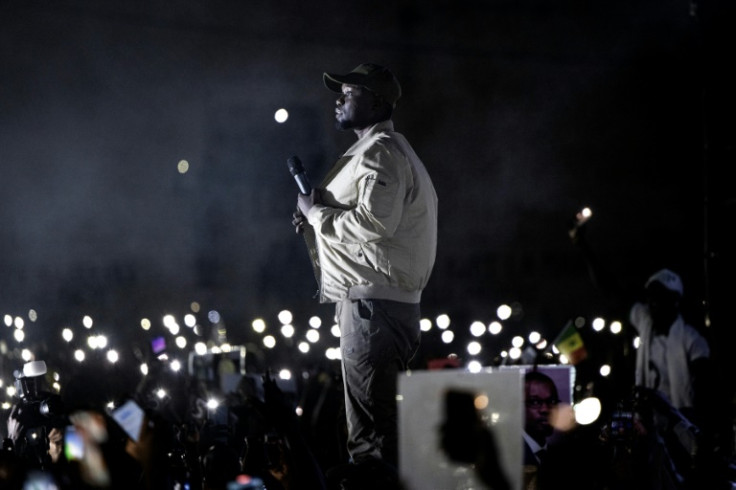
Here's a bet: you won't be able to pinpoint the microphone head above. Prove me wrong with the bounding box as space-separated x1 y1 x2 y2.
287 156 304 176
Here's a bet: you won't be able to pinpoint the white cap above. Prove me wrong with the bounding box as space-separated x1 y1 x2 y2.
645 268 683 297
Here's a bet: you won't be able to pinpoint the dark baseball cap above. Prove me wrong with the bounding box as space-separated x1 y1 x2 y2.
323 63 402 107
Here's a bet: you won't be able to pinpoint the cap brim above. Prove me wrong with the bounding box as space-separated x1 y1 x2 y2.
323 73 345 93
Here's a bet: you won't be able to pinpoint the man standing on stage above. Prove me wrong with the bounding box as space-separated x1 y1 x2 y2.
293 63 437 487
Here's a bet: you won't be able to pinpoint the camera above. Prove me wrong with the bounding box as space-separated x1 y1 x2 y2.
10 360 65 467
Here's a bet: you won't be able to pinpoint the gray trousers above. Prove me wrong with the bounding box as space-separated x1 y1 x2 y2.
337 298 421 469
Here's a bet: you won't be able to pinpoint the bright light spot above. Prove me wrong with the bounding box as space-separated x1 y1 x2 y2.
62 328 73 342
309 316 322 328
496 304 512 320
14 329 24 342
331 324 341 337
278 310 293 325
52 382 61 392
140 363 149 376
208 310 221 324
14 317 24 329
599 364 611 377
281 324 295 338
509 347 522 359
252 318 266 333
574 397 602 425
170 359 181 372
420 318 432 332
3 315 11 327
194 342 207 355
97 335 108 349
298 342 310 353
184 314 196 328
74 349 85 362
592 317 606 332
441 330 454 344
580 207 593 219
221 343 232 353
511 336 524 348
141 318 151 330
559 354 569 364
552 345 560 354
207 398 219 410
467 341 482 355
156 389 167 399
306 329 320 343
177 159 189 174
106 401 115 411
1 402 10 409
163 315 176 328
536 339 548 350
500 351 508 358
83 316 93 329
326 347 340 360
211 346 221 354
7 386 17 397
175 336 187 349
88 336 99 349
296 406 303 416
469 321 486 337
263 335 276 349
488 321 502 335
274 108 289 123
21 349 32 361
467 360 482 373
633 337 641 349
279 369 291 380
610 321 622 334
436 314 451 330
190 302 200 313
107 350 119 364
528 331 541 344
474 394 489 410
28 309 37 322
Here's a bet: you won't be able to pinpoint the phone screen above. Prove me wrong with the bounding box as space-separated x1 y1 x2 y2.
112 399 145 442
64 425 84 461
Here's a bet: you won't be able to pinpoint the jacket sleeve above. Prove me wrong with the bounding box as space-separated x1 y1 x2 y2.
307 146 408 244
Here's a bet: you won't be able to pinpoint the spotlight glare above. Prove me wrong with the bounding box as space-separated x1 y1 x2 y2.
488 321 502 335
252 318 266 333
62 328 73 342
467 360 482 373
469 321 486 337
610 321 622 334
496 304 512 320
420 318 432 332
467 341 482 355
308 316 322 328
263 335 276 349
306 329 320 343
74 349 85 362
278 310 293 325
280 324 295 338
331 325 341 337
436 314 451 330
274 108 289 123
574 397 602 425
441 330 454 344
592 317 606 332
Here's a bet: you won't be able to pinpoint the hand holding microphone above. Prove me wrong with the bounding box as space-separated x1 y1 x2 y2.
288 156 320 233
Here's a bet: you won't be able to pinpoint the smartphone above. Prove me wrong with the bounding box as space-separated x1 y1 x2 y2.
64 425 84 461
112 399 145 443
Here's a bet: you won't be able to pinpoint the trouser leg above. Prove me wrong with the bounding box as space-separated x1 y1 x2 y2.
337 298 421 469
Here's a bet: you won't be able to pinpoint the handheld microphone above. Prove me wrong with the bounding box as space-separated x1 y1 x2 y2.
287 156 312 195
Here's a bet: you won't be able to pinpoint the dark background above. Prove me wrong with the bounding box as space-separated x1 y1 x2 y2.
1 0 734 397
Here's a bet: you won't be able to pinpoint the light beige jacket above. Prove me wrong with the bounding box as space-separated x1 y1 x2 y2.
304 120 437 303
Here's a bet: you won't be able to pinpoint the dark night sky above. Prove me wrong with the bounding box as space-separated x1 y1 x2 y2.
1 0 734 374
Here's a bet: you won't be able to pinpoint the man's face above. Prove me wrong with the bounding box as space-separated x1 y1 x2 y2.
334 83 379 131
525 380 557 444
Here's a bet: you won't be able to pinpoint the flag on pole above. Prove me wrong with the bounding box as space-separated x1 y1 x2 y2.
553 320 587 365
